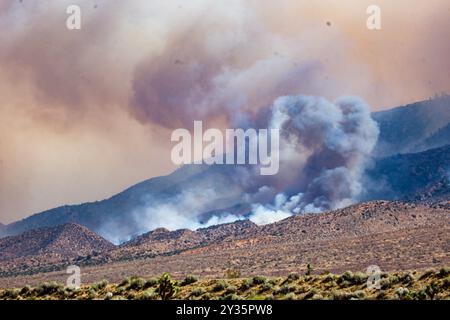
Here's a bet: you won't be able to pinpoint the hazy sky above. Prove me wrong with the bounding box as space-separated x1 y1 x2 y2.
0 0 449 223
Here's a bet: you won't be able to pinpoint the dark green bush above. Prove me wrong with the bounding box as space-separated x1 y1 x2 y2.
225 285 237 295
213 280 228 292
144 278 158 288
438 267 450 278
239 278 254 291
190 288 206 297
2 289 20 299
19 285 32 295
259 283 273 293
128 277 146 290
36 282 63 296
252 276 267 285
181 275 198 286
92 279 108 291
287 273 300 282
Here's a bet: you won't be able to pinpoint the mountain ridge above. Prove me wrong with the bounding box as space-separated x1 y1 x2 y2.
1 96 449 243
0 200 448 286
0 223 114 270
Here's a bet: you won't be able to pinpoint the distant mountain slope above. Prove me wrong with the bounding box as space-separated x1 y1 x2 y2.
372 94 450 157
1 96 449 242
0 223 113 263
89 201 449 265
364 145 450 202
414 123 450 153
0 201 448 285
2 164 245 242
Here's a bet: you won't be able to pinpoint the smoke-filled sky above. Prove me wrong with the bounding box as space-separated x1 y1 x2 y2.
0 0 449 223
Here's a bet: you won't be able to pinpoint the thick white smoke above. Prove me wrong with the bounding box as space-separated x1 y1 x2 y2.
248 95 379 221
110 94 380 240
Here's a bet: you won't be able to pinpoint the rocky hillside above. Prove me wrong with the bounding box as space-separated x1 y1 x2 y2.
0 201 447 287
0 223 114 271
114 201 449 260
111 220 258 260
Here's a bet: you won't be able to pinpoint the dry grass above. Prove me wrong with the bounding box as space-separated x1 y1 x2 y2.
1 267 449 300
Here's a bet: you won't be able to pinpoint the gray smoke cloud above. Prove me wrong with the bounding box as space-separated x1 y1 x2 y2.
112 94 379 241
265 95 380 213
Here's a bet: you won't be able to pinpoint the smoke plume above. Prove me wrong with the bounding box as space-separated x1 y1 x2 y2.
264 95 380 213
112 94 380 242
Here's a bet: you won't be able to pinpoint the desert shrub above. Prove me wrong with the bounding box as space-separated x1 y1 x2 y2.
424 281 439 299
388 275 400 285
295 286 308 294
285 293 296 300
87 288 97 300
20 285 32 295
92 279 108 291
127 290 137 300
274 284 295 295
419 269 434 280
213 280 228 292
190 288 206 297
36 282 63 296
352 272 367 284
3 289 20 299
144 278 158 288
104 292 113 300
380 278 391 290
128 277 146 290
412 289 428 300
354 291 366 300
119 277 130 287
400 273 415 285
220 294 240 300
303 288 318 300
240 278 254 291
376 290 387 300
287 273 300 282
259 283 273 293
438 267 450 278
331 290 365 300
201 293 212 300
115 286 126 295
224 268 241 279
337 271 367 286
141 289 158 300
339 271 354 283
395 287 410 299
181 275 198 286
63 286 79 299
157 273 177 300
225 285 237 295
443 277 450 289
322 275 334 283
252 276 267 285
